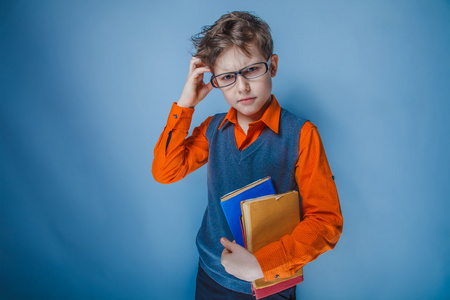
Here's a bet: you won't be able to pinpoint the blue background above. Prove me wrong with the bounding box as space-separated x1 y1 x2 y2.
1 1 449 299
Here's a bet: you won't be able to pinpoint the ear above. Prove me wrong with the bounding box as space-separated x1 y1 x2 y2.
270 54 279 77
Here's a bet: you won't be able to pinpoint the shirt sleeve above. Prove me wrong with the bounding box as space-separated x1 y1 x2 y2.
152 102 212 184
254 121 343 281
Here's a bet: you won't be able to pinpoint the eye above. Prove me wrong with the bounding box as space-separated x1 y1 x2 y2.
221 74 235 81
245 65 261 75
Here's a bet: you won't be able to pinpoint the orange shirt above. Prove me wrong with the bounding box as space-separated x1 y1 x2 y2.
152 95 343 281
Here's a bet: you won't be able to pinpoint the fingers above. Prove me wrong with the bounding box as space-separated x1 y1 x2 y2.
220 237 238 252
178 57 212 108
189 57 209 73
221 246 231 266
220 237 230 248
189 58 211 84
191 67 211 81
187 57 211 87
191 60 210 74
220 242 231 270
221 247 230 257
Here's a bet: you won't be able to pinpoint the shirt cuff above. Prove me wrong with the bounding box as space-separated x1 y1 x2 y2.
166 102 195 131
254 242 295 281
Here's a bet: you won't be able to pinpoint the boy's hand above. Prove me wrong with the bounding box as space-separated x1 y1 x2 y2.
177 57 213 108
220 237 264 282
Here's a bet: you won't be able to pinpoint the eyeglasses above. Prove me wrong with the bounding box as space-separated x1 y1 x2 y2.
210 58 271 88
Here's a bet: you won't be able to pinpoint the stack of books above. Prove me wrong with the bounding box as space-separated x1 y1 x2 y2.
220 177 303 299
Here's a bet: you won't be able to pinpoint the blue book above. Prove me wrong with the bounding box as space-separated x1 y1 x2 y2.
220 177 276 247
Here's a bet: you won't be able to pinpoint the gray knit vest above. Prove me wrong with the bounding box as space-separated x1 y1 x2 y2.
196 108 306 294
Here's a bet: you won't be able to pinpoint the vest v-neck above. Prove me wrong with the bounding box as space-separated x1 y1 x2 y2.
225 122 274 163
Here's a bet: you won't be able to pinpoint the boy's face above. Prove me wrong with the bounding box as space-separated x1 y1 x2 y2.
213 44 278 123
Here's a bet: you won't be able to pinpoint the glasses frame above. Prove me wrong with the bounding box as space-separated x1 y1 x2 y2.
210 58 272 89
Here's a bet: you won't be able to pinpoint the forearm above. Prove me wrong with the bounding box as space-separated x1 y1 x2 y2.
254 209 342 280
152 103 210 184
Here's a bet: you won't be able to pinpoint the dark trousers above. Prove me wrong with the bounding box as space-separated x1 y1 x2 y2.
195 264 296 300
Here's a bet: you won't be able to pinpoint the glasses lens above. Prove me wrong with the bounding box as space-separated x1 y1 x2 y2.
213 73 236 88
242 63 267 79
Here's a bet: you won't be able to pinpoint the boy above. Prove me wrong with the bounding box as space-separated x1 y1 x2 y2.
153 11 343 300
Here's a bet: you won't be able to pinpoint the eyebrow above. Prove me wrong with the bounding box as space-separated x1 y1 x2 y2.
214 58 271 76
215 60 264 75
218 64 249 74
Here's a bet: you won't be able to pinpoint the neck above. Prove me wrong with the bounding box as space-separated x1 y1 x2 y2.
237 96 272 134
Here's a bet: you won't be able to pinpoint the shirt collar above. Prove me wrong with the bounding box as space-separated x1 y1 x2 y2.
218 94 281 134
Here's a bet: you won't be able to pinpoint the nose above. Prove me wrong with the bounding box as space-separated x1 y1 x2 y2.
235 73 250 93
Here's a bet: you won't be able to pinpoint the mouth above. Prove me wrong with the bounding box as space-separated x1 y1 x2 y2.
238 97 256 104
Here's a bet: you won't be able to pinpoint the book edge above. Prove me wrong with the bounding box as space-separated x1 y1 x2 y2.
220 177 271 202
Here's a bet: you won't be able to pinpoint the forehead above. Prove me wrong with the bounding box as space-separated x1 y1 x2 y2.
214 44 266 74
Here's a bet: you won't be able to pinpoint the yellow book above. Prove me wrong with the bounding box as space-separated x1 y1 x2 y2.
240 191 303 299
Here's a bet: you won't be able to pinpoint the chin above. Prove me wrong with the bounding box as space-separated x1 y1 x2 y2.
238 105 258 114
239 106 264 118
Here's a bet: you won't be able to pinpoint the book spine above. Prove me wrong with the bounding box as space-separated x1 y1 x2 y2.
253 275 304 299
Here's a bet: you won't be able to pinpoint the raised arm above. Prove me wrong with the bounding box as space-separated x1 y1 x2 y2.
152 57 213 184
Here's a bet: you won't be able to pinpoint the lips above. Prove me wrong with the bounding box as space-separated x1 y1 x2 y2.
238 97 256 104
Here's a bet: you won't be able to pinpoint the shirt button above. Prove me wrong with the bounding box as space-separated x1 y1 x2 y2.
275 274 279 278
173 114 178 119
